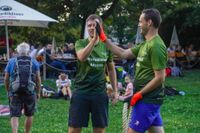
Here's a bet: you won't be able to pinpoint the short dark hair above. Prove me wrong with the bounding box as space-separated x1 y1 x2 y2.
86 14 103 24
142 8 162 28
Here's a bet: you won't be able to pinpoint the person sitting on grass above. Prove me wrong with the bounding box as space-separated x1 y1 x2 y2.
56 73 72 100
118 75 134 101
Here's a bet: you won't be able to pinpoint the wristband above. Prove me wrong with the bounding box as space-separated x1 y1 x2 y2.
100 26 107 42
130 92 142 106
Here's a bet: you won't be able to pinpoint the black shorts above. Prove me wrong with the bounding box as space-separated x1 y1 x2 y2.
9 94 36 117
68 92 109 128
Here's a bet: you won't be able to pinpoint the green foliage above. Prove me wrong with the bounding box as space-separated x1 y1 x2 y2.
106 0 139 44
163 70 200 132
10 0 200 48
0 70 200 132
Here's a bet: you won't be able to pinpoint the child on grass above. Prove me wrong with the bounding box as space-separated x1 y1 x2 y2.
56 73 72 100
118 75 134 101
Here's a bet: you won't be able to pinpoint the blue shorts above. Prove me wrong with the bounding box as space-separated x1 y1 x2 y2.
129 101 163 133
68 92 109 128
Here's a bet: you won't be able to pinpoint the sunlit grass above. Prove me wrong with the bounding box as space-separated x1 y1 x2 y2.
0 69 200 133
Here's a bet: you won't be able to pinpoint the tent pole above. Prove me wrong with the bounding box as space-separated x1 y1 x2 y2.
43 48 46 81
5 20 10 60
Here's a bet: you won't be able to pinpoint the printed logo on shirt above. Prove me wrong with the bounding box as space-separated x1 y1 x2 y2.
87 57 107 68
134 120 140 126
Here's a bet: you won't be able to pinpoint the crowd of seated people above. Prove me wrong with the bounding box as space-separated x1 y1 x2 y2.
31 42 77 78
44 44 67 71
174 45 187 67
185 44 200 67
167 43 200 68
62 43 76 57
60 43 77 71
167 44 177 67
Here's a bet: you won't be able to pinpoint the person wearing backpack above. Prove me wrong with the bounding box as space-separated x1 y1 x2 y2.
4 42 41 133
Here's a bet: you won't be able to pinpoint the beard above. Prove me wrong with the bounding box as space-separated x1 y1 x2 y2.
141 28 148 36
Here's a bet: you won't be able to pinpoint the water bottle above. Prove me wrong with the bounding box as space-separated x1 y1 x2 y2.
179 91 185 96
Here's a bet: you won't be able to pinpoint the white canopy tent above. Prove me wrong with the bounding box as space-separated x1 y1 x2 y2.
135 26 144 44
170 25 180 46
84 23 89 39
0 0 58 59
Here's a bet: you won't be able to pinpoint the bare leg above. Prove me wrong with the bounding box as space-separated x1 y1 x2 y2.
93 128 105 133
62 87 67 95
11 117 19 133
66 87 72 98
24 116 33 133
148 126 164 133
68 127 82 133
127 127 140 133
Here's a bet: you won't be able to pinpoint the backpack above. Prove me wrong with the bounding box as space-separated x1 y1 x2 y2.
11 56 36 94
171 66 182 77
41 85 56 98
164 86 179 96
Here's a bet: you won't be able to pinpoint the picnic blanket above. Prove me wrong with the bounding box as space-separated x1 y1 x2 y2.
0 105 10 116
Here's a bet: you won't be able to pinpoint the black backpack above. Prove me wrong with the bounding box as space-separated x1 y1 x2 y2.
11 56 36 94
164 86 179 96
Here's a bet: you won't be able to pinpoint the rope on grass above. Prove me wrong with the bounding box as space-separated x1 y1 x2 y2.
122 102 128 133
127 106 132 130
122 102 132 133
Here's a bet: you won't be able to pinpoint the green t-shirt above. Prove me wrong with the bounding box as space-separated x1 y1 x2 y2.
74 39 113 94
131 35 167 104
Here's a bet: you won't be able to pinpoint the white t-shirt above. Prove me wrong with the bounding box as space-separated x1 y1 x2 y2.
56 79 71 91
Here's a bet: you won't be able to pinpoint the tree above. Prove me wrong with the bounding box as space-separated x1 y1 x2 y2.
157 0 200 48
14 0 120 45
12 0 200 48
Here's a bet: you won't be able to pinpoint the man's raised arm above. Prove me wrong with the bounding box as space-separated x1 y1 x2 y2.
98 23 136 59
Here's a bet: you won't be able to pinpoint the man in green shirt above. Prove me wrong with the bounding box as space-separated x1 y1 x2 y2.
68 14 118 133
99 8 167 133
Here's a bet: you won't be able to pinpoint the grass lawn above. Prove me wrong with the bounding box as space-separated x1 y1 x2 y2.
0 69 200 133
